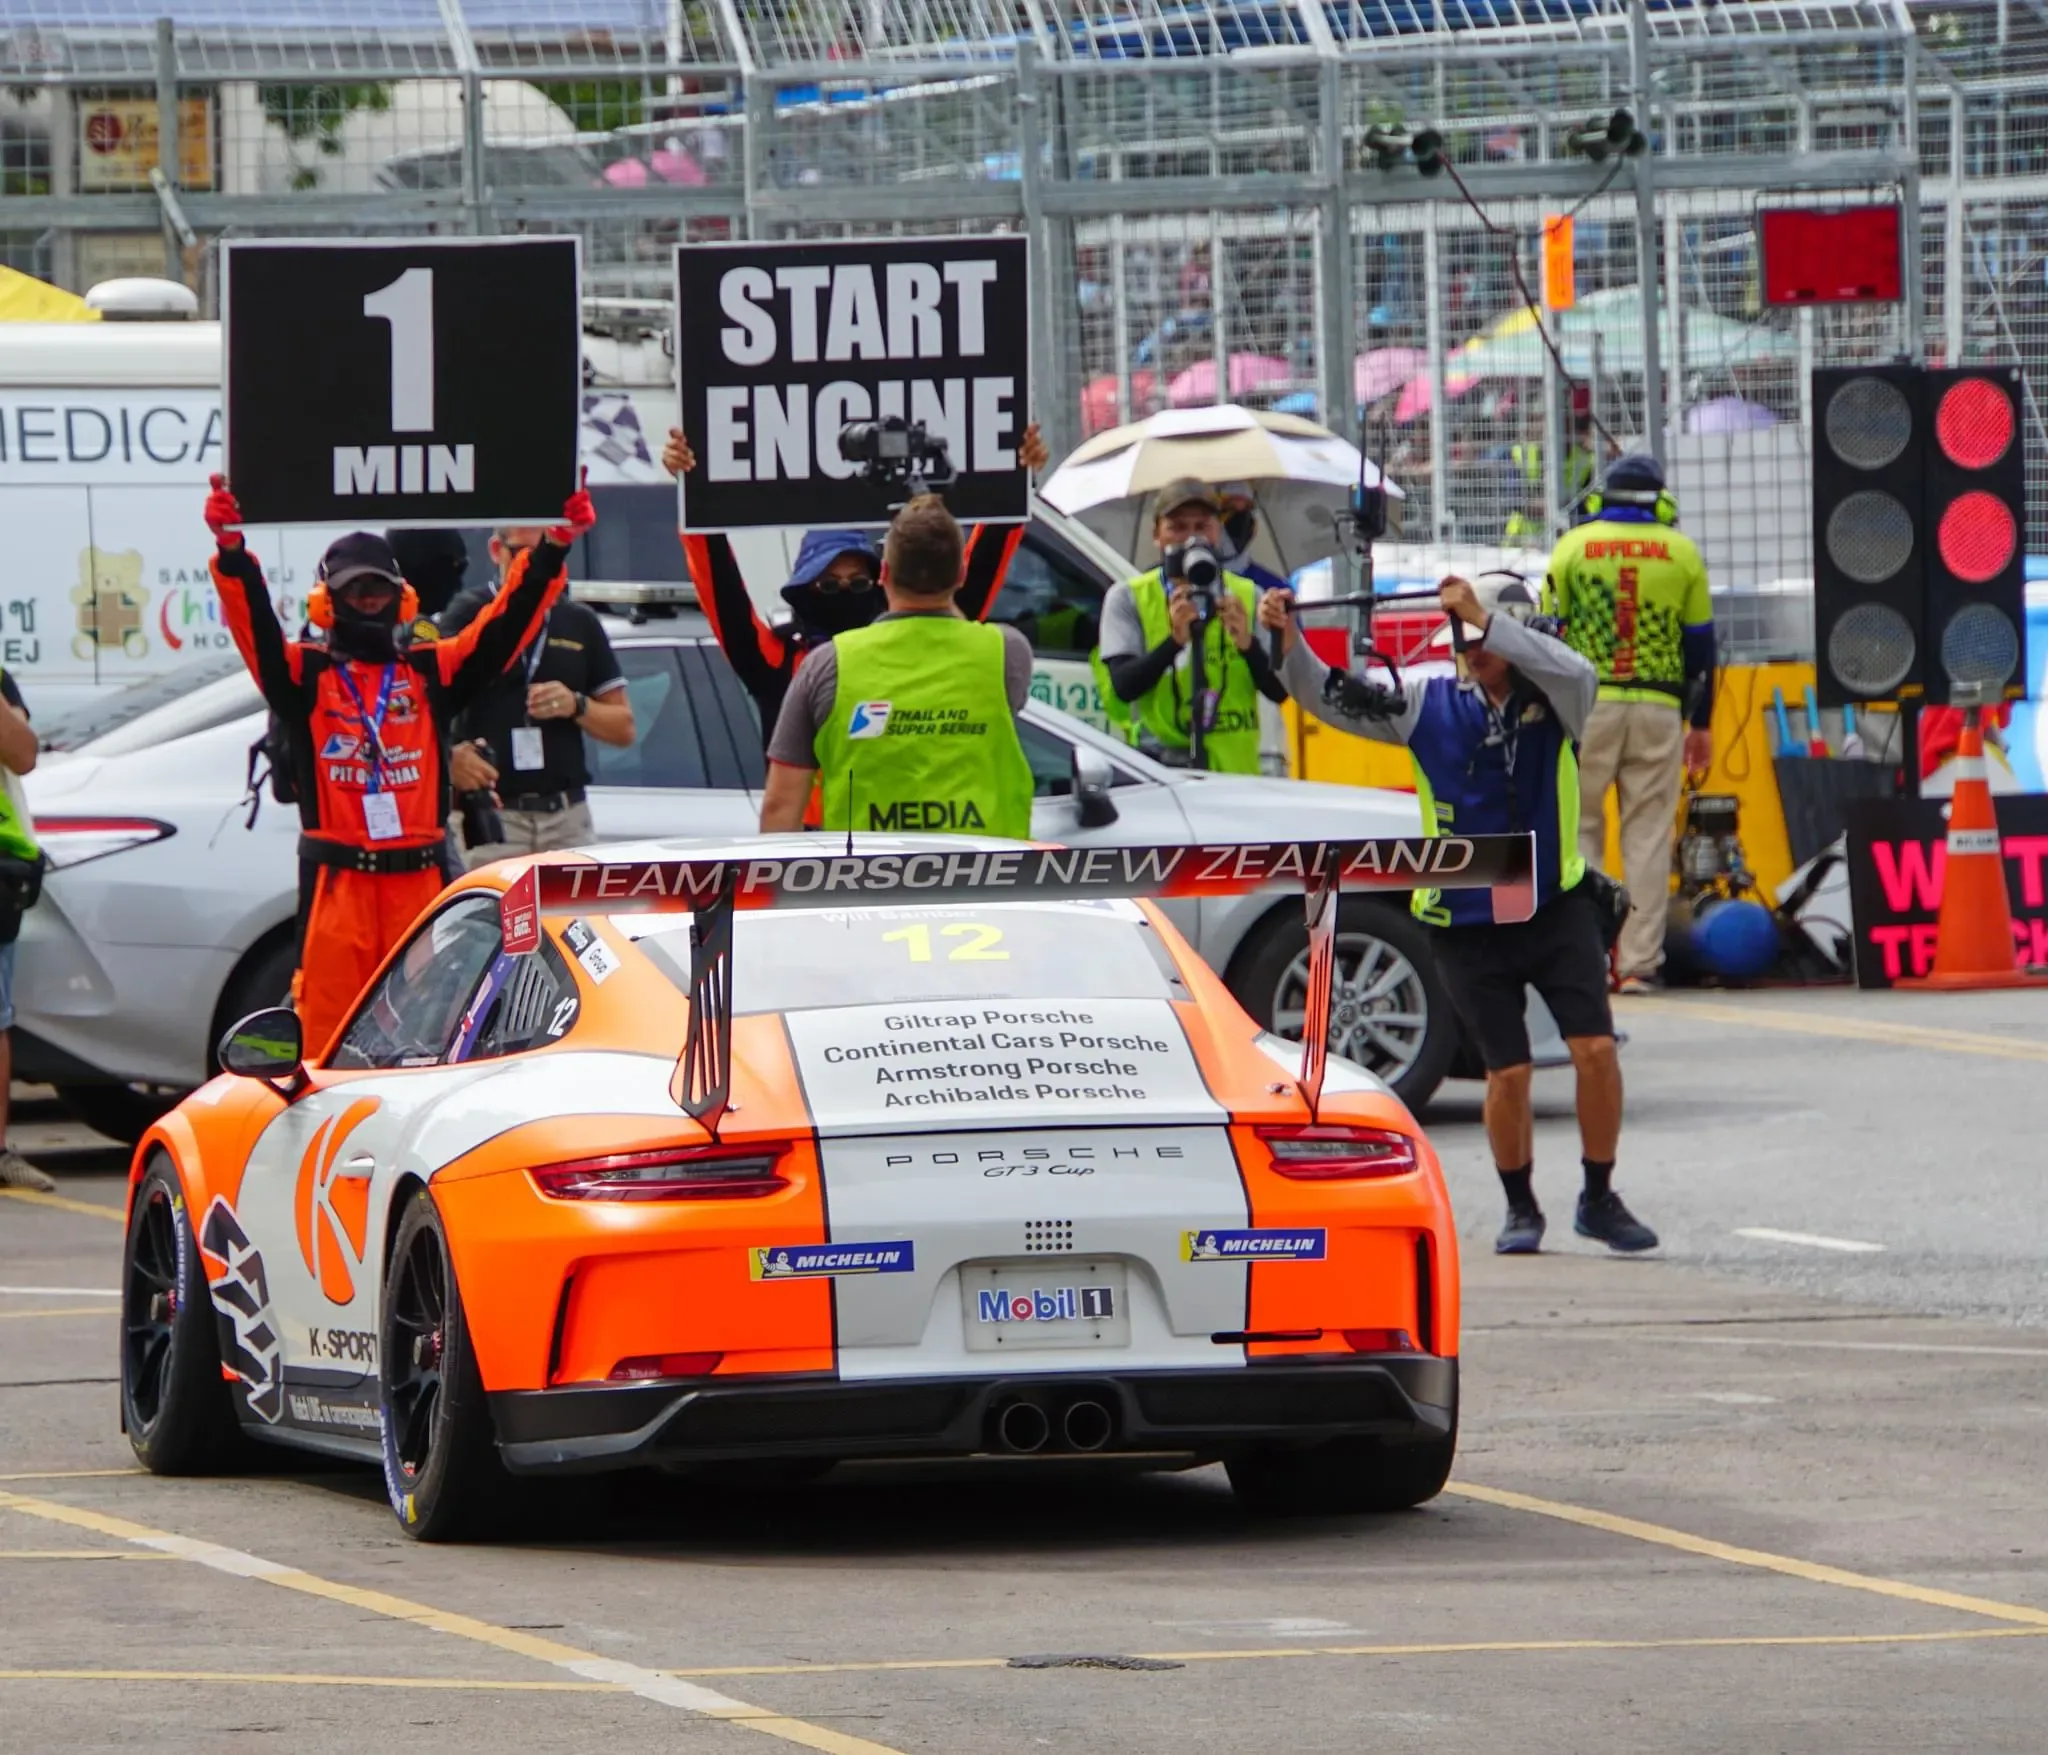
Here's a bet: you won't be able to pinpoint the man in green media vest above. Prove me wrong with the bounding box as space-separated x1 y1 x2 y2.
759 495 1037 841
1089 478 1286 773
0 667 48 1193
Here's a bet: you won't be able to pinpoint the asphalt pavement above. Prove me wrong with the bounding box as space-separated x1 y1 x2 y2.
2 990 2045 1753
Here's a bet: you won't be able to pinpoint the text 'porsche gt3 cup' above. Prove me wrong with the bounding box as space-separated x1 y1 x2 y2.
223 237 582 525
676 234 1031 530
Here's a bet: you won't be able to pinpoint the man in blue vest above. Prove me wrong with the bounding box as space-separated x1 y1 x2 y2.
1261 573 1657 1257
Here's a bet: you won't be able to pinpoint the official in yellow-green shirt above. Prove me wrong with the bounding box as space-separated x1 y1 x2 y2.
1540 453 1717 991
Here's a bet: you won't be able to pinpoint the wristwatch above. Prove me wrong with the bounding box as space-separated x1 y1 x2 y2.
572 691 588 722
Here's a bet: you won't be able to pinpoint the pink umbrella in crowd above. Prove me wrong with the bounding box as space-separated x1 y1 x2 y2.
1355 347 1430 405
1167 353 1294 406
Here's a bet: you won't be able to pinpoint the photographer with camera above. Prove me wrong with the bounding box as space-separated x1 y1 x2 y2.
1091 480 1287 774
1262 573 1657 1258
758 495 1034 840
661 421 1048 747
441 523 636 868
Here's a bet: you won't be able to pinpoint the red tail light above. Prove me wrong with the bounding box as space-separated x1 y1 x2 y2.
35 816 175 871
1256 1124 1418 1180
530 1143 790 1202
608 1352 722 1382
1342 1328 1418 1354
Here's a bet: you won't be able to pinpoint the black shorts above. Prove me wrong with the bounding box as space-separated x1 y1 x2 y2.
1430 884 1614 1071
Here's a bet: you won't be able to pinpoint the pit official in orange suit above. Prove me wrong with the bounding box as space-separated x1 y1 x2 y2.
204 474 593 1054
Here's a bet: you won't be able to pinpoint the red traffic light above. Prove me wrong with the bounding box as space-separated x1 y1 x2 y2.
1936 489 2017 585
1934 377 2016 470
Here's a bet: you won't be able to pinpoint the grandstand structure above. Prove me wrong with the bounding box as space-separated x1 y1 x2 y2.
2 1 2043 582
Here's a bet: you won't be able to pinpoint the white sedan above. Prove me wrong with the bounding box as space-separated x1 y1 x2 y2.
19 599 1565 1140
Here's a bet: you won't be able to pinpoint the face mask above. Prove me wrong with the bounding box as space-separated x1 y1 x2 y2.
1220 509 1256 564
329 596 400 662
793 587 880 639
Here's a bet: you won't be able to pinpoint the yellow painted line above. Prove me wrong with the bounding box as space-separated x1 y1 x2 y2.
1448 1482 2048 1628
659 1626 2048 1678
0 1470 145 1484
0 1549 175 1561
0 1669 616 1692
0 1491 908 1753
0 1307 114 1323
0 1188 125 1222
1629 997 2048 1065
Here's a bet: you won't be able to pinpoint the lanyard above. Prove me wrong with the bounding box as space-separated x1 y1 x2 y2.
522 606 553 688
335 662 398 793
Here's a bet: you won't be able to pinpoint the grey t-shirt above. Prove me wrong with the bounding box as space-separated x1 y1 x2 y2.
765 611 1036 769
1096 577 1149 662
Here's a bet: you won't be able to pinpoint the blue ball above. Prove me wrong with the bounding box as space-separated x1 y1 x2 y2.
1690 898 1779 978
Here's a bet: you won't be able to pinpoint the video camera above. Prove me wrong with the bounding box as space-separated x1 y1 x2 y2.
836 417 955 493
1162 539 1223 615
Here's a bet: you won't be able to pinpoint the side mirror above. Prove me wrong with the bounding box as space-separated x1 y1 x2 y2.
1071 745 1120 829
218 1007 307 1094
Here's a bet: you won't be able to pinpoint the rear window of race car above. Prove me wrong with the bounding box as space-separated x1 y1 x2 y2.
626 902 1189 1015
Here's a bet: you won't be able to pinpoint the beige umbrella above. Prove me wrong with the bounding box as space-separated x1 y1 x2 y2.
1044 404 1399 575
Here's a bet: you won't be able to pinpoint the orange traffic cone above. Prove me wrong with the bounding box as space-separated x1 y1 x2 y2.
1898 706 2047 990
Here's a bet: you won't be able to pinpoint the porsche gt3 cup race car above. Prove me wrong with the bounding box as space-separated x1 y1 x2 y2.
118 831 1533 1541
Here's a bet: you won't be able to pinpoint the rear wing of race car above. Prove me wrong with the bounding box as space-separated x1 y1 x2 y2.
499 835 1535 1133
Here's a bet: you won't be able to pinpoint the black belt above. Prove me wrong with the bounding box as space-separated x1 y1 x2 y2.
499 787 586 813
298 836 447 876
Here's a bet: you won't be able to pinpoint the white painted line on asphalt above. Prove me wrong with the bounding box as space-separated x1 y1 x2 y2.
0 1287 120 1298
1733 1227 1887 1254
1670 1335 2048 1360
1689 1392 1777 1405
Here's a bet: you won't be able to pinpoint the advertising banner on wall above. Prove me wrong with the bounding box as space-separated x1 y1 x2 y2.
1842 795 2048 987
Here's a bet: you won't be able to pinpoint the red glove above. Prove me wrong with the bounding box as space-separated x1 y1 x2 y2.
204 473 244 549
548 469 596 546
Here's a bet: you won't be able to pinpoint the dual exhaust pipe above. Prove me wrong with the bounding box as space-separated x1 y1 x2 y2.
993 1396 1113 1455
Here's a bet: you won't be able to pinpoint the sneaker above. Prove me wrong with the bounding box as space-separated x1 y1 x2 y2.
1495 1208 1546 1255
1615 974 1663 996
0 1150 55 1194
1575 1190 1659 1253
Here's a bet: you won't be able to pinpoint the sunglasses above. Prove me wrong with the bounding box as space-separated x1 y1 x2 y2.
815 570 876 595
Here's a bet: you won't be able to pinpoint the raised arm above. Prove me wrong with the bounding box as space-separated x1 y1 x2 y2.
958 419 1046 621
682 533 789 701
204 476 306 716
435 536 570 712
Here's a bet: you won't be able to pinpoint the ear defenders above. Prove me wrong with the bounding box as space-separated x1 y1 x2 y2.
1584 487 1678 525
307 575 419 630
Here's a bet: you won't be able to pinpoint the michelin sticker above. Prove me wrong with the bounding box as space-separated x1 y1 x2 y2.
1182 1227 1328 1262
750 1240 917 1280
563 917 621 985
784 997 1224 1134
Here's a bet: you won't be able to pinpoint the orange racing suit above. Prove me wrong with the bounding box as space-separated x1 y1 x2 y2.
210 540 568 1056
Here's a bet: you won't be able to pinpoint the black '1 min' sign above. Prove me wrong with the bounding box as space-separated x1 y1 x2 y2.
224 237 582 526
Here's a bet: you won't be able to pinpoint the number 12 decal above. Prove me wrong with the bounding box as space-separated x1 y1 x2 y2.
362 267 435 433
881 923 1010 962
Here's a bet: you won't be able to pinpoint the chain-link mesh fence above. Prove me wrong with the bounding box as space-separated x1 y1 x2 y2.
10 0 2048 646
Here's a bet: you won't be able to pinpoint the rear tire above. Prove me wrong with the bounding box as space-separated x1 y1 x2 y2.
1228 897 1457 1112
1228 1415 1457 1517
379 1187 512 1542
120 1155 248 1474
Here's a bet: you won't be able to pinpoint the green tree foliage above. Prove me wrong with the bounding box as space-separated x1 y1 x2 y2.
258 83 391 190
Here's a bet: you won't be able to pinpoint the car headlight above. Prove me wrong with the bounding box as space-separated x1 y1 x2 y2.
34 817 176 870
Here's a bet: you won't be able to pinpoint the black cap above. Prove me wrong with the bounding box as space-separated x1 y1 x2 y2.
318 531 404 591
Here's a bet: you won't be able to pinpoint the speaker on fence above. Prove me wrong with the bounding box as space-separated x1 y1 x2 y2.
1921 367 2027 707
1812 364 1928 709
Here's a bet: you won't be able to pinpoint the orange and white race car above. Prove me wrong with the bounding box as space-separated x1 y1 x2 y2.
119 832 1532 1540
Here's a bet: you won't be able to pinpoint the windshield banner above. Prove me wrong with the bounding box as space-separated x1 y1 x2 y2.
527 835 1537 922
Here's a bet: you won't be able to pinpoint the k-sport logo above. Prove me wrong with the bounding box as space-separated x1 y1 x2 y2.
1182 1227 1327 1262
750 1240 916 1279
847 700 892 740
975 1285 1115 1324
297 1098 380 1305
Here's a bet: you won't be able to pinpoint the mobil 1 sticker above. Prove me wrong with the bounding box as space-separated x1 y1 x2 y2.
782 998 1225 1136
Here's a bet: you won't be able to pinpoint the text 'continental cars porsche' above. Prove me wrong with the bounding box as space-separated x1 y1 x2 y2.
119 832 1534 1540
